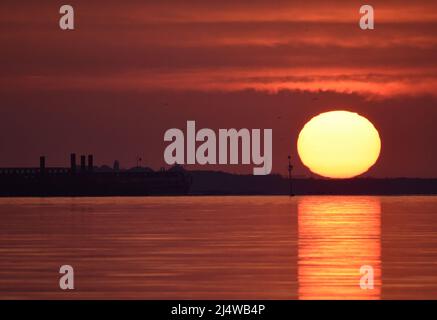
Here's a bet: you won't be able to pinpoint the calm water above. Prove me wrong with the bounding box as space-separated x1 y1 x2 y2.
0 196 436 299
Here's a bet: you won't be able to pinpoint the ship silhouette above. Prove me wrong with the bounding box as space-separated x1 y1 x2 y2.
0 154 191 197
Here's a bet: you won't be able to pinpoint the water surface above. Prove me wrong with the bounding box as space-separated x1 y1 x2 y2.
0 196 436 299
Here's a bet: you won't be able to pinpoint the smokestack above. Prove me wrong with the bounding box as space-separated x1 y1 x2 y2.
88 155 94 172
39 156 45 174
70 153 76 175
80 155 86 172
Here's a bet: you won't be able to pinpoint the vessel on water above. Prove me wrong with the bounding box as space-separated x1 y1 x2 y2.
0 154 191 197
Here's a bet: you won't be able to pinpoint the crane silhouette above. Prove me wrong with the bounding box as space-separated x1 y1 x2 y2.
288 155 294 197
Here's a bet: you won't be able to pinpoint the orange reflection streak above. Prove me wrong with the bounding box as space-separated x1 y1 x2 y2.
298 196 381 299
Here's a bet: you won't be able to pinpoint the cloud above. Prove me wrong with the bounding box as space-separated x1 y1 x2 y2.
1 0 437 97
1 1 437 178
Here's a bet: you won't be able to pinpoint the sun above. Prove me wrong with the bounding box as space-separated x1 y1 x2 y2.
297 110 381 179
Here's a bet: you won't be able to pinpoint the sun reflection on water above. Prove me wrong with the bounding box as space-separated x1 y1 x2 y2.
298 196 381 299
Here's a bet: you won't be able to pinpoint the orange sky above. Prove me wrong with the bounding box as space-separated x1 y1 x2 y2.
1 0 437 177
2 0 437 96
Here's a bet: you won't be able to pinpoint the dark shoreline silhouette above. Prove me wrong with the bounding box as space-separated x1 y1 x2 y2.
0 154 191 197
189 170 437 196
1 154 436 196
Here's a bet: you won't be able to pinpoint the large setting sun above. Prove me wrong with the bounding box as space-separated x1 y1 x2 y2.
297 110 381 179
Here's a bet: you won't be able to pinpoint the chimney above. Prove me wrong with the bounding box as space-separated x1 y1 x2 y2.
39 156 45 174
80 155 86 172
88 155 94 172
70 153 76 174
